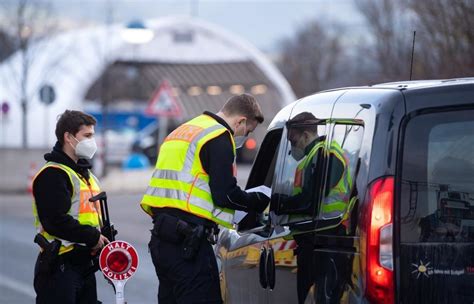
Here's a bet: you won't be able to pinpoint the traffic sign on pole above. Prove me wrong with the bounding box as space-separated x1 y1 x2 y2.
39 84 56 106
1 101 9 115
99 240 139 304
2 101 10 115
145 80 182 118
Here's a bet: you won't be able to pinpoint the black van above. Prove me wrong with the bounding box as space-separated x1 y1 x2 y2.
215 78 474 304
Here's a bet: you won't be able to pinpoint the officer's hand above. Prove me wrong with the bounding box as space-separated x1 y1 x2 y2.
253 192 270 213
91 234 110 255
271 193 289 212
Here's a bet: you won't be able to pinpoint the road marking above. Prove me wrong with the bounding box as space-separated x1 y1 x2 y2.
0 273 35 298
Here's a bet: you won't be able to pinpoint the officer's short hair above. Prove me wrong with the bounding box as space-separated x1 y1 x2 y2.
55 110 96 145
286 112 319 136
221 93 264 124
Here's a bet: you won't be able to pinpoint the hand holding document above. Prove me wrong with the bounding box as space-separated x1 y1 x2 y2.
245 185 271 198
233 185 272 224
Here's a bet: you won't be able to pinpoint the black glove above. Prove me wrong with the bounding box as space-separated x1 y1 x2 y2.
252 192 270 213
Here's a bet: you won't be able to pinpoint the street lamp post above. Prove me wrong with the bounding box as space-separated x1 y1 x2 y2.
120 20 155 162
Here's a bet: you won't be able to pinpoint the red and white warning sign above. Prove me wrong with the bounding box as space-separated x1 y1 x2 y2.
100 240 139 281
145 79 182 118
100 240 139 304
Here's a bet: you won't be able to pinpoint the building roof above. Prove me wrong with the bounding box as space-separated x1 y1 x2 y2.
85 60 280 120
0 16 295 147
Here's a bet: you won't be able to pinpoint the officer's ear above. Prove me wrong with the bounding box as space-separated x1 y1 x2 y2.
302 130 311 143
63 132 70 145
64 132 76 146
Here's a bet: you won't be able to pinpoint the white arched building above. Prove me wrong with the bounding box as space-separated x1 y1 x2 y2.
0 16 295 148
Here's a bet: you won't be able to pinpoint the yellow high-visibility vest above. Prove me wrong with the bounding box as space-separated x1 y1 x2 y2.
291 140 353 226
141 114 236 228
293 141 325 195
32 162 102 255
319 140 352 219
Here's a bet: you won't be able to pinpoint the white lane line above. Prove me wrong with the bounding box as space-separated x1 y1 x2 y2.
0 273 35 298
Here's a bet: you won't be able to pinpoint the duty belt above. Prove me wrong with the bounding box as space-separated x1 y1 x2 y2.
153 210 219 245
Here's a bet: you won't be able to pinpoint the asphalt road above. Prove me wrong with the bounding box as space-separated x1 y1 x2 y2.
0 192 157 304
0 164 252 303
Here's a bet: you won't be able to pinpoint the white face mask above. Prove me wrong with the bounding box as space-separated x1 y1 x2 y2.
72 137 97 159
291 147 305 161
233 119 248 149
233 136 247 149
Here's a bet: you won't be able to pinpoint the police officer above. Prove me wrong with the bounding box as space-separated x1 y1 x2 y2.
32 110 109 304
141 94 270 303
283 112 353 303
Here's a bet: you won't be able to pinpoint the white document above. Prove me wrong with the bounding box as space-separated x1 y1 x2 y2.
233 210 247 224
245 185 271 198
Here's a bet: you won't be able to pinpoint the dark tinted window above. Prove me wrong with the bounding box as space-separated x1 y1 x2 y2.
238 129 282 231
400 110 474 243
399 109 474 304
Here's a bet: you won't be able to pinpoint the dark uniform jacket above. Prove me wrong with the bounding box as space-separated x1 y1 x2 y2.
33 142 100 250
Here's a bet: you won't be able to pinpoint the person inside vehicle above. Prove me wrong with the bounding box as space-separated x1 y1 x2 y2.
276 112 354 303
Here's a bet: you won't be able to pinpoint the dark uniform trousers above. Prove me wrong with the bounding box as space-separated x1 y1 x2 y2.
148 211 222 304
34 252 98 304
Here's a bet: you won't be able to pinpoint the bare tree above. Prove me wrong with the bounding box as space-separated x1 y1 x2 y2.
355 0 415 82
0 30 16 62
0 0 59 148
402 0 474 78
355 0 474 81
278 20 345 98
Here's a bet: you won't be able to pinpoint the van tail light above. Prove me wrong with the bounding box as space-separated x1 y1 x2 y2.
360 176 394 304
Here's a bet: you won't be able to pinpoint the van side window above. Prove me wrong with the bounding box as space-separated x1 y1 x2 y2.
315 122 364 234
246 129 282 190
238 129 282 231
272 122 327 225
400 110 474 243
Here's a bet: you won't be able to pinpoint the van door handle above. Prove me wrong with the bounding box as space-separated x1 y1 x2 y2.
258 247 267 289
266 247 275 290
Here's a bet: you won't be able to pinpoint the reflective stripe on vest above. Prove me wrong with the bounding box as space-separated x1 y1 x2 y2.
319 141 352 219
141 114 236 228
32 162 101 254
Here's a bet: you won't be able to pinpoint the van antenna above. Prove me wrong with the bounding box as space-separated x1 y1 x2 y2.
409 31 416 80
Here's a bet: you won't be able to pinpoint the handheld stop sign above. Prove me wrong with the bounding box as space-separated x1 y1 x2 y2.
100 240 139 304
90 192 139 304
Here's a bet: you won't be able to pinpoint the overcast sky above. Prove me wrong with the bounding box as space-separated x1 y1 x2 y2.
47 0 365 52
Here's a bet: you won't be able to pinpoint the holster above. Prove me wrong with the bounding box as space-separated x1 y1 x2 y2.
34 234 61 275
152 213 216 260
180 225 204 260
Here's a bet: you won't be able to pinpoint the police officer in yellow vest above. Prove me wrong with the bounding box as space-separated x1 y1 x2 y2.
282 112 353 303
32 110 109 304
141 94 270 304
282 112 352 223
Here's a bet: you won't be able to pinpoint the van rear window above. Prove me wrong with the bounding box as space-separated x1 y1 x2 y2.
400 110 474 243
399 109 474 303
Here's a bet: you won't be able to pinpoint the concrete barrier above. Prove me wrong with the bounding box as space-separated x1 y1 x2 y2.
0 148 48 194
0 148 253 194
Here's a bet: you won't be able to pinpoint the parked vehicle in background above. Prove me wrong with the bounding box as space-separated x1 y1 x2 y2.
132 121 258 165
86 108 156 167
215 78 474 303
